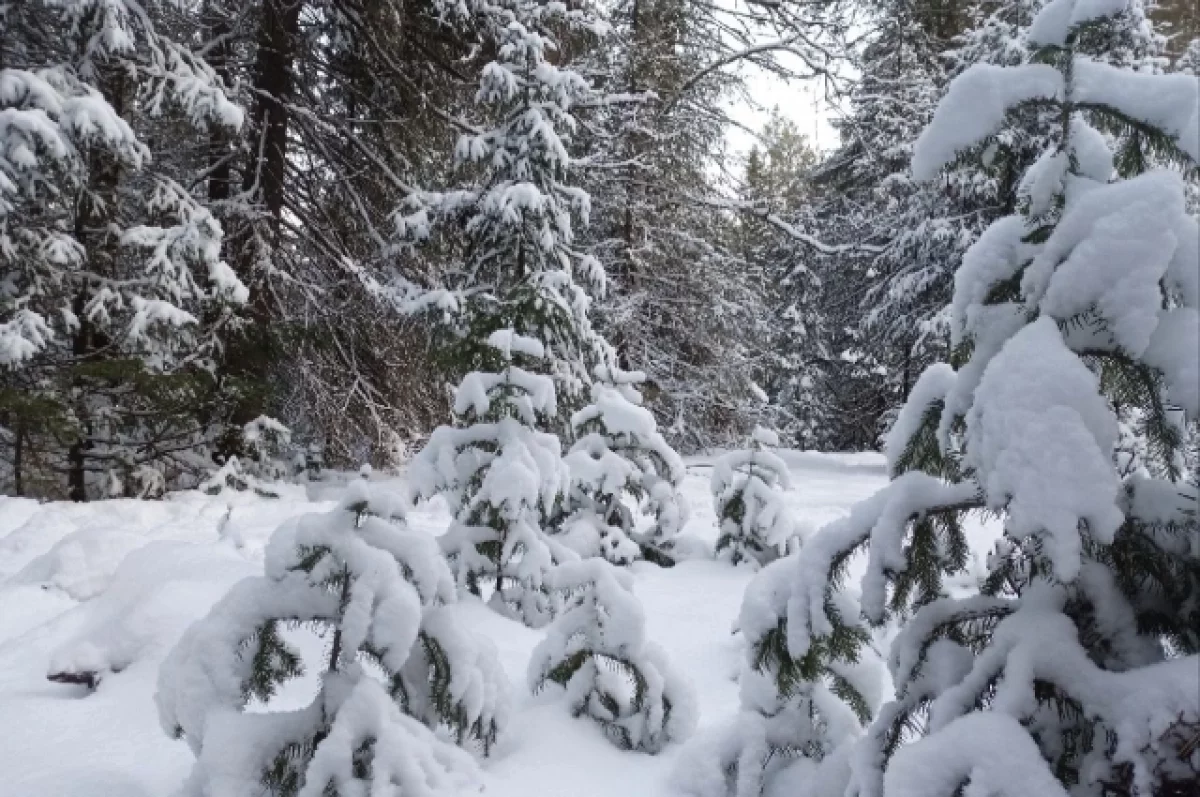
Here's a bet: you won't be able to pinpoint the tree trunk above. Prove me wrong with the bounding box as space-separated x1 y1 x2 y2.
68 66 126 501
11 419 23 497
220 0 303 454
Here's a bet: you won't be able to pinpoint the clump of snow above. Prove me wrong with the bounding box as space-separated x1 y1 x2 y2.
883 713 1070 797
1142 309 1199 418
948 215 1035 345
1073 58 1199 162
884 363 955 475
912 64 1062 180
12 527 153 601
965 317 1121 581
47 542 256 688
1027 0 1131 48
1023 170 1194 357
487 328 546 359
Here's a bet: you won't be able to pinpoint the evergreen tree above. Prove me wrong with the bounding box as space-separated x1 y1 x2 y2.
528 558 697 752
0 0 248 499
712 426 797 568
396 0 611 626
675 556 882 797
807 0 964 449
576 0 747 449
737 113 827 448
391 0 609 420
734 2 1200 795
561 365 688 566
184 0 482 470
156 480 510 795
409 332 578 627
574 0 855 451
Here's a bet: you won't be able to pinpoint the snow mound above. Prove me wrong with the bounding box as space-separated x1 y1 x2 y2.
11 527 151 601
47 542 256 686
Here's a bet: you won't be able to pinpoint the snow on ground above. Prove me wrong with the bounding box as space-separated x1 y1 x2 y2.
0 452 983 797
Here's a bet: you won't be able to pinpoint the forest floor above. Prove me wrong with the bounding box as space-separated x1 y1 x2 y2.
0 452 910 797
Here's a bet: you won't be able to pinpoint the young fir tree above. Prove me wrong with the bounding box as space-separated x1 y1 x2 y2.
391 0 611 628
712 426 797 569
409 331 578 627
727 2 1200 796
198 415 295 498
561 365 689 566
0 0 248 499
156 480 510 796
528 558 696 752
673 554 883 797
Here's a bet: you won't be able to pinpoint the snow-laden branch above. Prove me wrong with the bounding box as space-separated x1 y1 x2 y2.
687 193 889 256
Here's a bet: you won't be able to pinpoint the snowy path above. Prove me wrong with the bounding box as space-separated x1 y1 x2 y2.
0 452 888 797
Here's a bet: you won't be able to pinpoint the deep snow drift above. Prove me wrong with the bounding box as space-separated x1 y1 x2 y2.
0 452 975 797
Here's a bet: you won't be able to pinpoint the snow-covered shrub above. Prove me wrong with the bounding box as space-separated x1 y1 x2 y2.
731 3 1200 796
561 366 690 566
200 417 295 498
528 558 697 752
46 540 255 690
410 331 577 628
156 480 509 796
712 427 796 568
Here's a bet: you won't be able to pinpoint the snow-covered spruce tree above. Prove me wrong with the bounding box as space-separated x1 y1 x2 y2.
561 365 689 566
788 0 956 452
529 558 696 751
198 416 296 498
674 557 882 797
390 0 609 426
734 2 1200 796
0 0 248 499
713 427 796 569
157 480 509 796
391 0 613 626
409 331 578 628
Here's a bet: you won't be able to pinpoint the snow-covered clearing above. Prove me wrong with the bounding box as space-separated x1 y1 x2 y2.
0 452 954 797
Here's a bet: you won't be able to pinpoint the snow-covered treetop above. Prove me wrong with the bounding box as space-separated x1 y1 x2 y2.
570 366 685 484
913 0 1198 180
1026 0 1150 49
